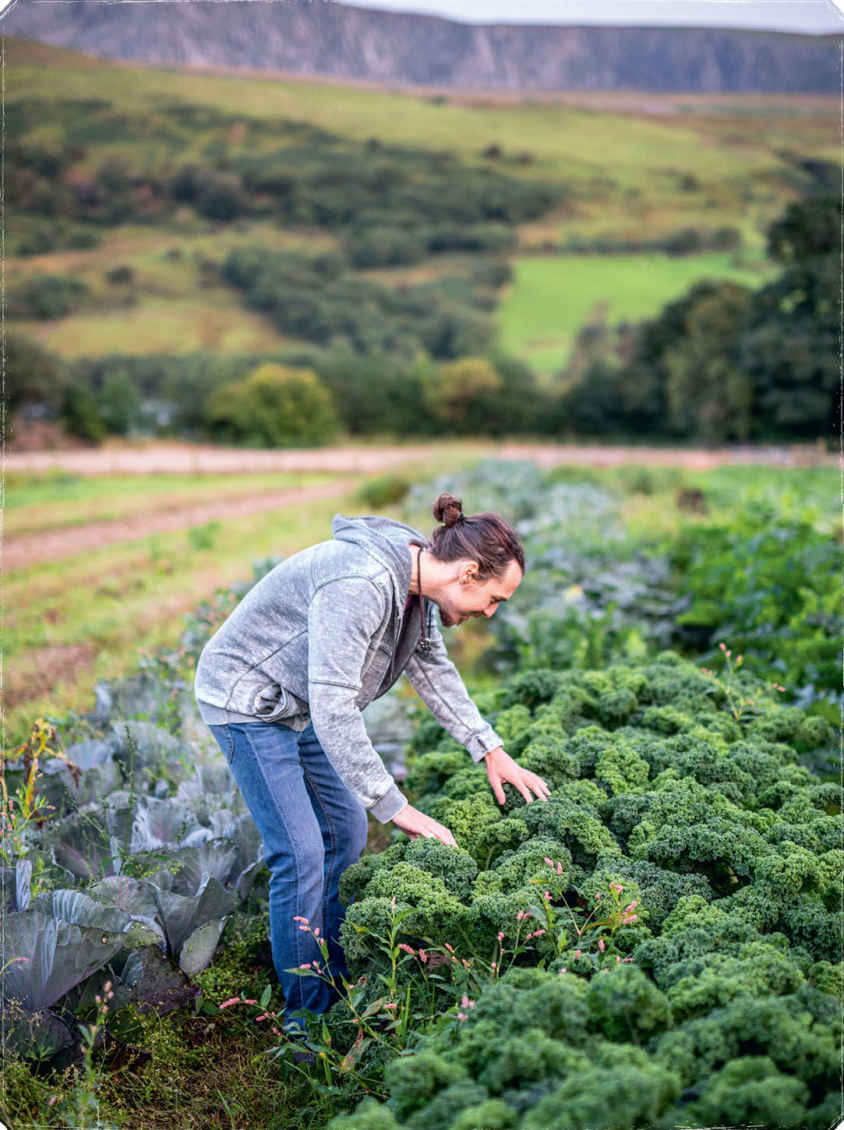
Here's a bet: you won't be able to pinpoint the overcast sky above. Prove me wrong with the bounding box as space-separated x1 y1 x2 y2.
336 0 843 33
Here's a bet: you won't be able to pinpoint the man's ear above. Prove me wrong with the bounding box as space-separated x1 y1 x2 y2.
461 560 480 585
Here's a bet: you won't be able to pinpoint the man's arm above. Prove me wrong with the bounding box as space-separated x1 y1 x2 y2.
403 612 503 763
307 577 407 822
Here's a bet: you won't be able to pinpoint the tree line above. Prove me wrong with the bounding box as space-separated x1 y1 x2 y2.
9 195 836 447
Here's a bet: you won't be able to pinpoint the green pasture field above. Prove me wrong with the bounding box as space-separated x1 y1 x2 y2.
497 251 778 375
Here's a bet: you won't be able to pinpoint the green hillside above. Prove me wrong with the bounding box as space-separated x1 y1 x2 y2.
498 252 778 376
7 37 836 439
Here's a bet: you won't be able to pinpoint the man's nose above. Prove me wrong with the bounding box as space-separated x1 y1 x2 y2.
484 606 496 618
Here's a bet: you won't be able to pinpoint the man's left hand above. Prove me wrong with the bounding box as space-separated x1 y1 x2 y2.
484 746 550 805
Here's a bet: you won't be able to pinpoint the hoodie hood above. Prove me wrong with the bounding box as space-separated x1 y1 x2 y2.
331 514 429 609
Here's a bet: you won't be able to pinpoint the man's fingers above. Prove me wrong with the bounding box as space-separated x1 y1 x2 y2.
523 773 550 801
530 776 551 801
432 827 457 848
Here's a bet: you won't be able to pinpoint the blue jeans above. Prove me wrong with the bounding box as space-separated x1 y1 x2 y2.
207 720 369 1033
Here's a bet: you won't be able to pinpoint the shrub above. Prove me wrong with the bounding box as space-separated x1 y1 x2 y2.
12 275 89 320
202 362 338 447
422 358 502 431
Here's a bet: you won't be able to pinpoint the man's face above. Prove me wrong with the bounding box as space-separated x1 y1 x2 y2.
436 558 523 628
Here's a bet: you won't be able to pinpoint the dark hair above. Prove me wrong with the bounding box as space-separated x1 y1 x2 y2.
429 492 525 579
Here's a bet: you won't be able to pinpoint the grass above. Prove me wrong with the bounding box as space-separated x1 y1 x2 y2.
496 251 778 375
14 292 295 359
4 471 333 534
8 39 833 196
3 482 365 747
3 998 352 1130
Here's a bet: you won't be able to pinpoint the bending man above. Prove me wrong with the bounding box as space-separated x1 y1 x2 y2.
193 491 550 1037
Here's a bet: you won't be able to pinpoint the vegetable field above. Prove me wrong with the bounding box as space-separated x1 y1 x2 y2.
2 459 841 1130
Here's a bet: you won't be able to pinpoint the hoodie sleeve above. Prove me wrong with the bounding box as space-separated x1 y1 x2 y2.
403 613 503 763
307 576 408 823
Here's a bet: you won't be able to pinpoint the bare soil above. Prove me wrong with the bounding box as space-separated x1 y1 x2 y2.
6 642 97 712
5 440 831 572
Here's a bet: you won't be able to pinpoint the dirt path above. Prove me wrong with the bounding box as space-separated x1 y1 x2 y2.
4 479 353 572
5 440 831 571
4 439 828 476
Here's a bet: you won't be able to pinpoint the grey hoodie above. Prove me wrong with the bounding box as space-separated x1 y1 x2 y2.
193 514 504 822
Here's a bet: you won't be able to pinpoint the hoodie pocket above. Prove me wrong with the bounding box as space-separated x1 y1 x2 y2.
250 682 290 722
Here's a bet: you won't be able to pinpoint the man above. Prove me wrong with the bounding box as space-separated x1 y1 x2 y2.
193 491 549 1038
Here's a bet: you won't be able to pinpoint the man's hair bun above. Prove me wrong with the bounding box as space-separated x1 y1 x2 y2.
433 492 464 528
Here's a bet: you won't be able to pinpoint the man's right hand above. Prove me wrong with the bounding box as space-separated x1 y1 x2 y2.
392 803 458 848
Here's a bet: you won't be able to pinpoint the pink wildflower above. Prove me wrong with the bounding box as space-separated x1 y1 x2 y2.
490 962 497 971
544 857 554 867
623 901 638 913
497 931 505 942
622 914 638 925
398 943 417 956
575 949 582 960
299 963 311 969
382 1002 398 1011
461 994 470 1008
220 998 241 1009
559 967 567 974
298 925 310 931
419 949 428 963
255 1013 269 1022
516 910 527 921
598 938 606 952
444 942 455 953
292 915 309 924
457 1012 467 1021
544 890 552 901
610 882 623 895
390 896 396 910
595 892 601 901
557 862 563 874
623 956 633 963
